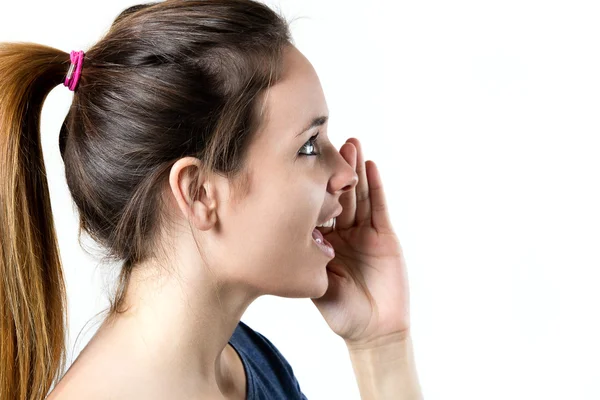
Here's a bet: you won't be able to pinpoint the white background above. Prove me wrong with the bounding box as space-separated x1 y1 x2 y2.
1 1 600 399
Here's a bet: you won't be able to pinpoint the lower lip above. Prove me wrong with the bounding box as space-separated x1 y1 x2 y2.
312 228 335 258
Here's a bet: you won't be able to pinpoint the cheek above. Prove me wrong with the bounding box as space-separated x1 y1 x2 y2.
227 172 324 248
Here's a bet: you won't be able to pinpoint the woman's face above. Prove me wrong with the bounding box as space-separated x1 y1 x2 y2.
195 45 358 299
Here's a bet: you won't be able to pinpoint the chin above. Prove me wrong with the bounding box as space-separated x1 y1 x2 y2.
307 269 330 299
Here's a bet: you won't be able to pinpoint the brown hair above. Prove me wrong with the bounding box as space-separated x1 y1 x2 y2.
0 1 293 398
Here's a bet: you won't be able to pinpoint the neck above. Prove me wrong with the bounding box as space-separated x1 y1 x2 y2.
96 257 258 395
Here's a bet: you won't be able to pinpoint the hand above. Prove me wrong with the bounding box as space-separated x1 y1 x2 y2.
311 137 412 347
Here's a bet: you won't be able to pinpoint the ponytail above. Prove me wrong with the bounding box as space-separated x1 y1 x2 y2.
0 42 71 400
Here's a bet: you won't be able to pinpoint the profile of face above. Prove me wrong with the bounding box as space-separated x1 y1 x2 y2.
169 45 358 300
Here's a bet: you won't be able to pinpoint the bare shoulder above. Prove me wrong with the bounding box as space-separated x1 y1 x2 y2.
45 322 136 399
45 349 118 400
45 365 101 399
44 344 218 400
46 364 152 400
45 335 139 399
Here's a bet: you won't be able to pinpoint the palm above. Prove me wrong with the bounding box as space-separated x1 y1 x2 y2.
310 138 412 345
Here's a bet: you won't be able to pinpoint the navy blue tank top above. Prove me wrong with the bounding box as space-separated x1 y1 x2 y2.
228 320 308 400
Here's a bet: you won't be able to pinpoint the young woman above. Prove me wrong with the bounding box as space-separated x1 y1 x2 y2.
0 1 423 399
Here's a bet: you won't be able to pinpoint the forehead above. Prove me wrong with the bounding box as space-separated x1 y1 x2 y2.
257 46 329 139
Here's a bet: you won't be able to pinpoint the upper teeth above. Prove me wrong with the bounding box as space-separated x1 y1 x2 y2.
317 217 335 228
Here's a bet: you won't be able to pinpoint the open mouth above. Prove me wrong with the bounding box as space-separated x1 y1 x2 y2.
311 226 335 258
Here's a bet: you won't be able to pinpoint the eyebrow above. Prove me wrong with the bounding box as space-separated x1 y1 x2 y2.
295 115 329 137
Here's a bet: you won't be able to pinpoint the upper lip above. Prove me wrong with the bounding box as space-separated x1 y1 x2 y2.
316 206 343 227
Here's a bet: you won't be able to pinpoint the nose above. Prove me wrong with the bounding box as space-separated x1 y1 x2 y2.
328 141 359 194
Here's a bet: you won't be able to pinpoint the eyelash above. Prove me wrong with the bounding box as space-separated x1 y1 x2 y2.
298 132 321 157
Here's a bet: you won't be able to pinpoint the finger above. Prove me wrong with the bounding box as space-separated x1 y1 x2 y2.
336 141 357 230
345 138 370 226
366 160 394 234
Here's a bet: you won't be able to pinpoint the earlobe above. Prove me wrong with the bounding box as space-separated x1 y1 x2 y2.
190 185 218 231
190 181 217 231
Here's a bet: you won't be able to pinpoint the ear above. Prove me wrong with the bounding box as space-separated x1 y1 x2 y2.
168 156 218 231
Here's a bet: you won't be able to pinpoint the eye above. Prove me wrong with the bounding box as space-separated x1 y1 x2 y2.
298 132 321 157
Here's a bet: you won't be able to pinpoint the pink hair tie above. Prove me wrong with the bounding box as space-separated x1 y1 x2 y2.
64 50 85 91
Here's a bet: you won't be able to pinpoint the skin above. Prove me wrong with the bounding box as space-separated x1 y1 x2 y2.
48 44 360 399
